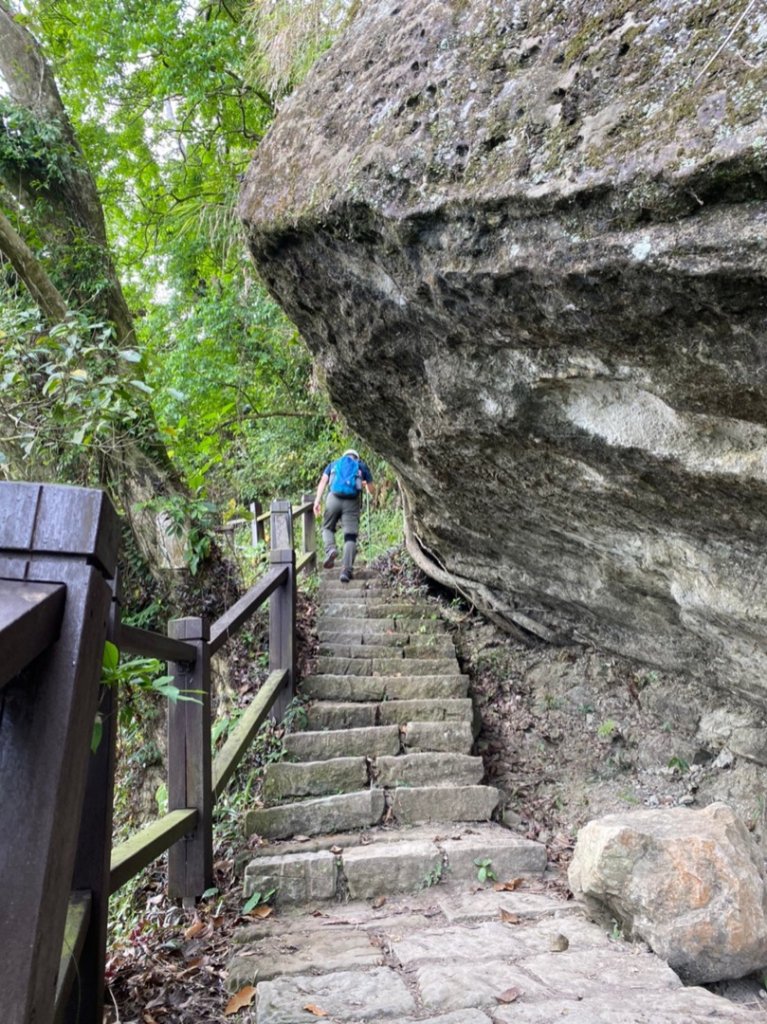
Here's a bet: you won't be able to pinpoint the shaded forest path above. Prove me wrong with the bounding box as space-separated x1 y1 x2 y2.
224 568 751 1023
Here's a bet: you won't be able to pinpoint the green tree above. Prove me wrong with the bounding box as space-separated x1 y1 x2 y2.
0 0 347 607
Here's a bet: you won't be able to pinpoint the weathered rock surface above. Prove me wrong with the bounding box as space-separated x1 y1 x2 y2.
240 0 767 701
232 882 755 1023
568 801 767 982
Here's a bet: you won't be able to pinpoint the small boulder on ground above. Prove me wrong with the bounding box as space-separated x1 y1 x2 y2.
568 802 767 984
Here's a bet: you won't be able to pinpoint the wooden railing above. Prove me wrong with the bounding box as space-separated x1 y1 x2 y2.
0 483 317 1024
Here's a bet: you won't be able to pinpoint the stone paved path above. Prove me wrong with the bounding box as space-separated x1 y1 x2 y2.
227 568 755 1022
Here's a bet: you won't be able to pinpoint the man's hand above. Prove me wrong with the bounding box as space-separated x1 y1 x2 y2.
313 499 322 516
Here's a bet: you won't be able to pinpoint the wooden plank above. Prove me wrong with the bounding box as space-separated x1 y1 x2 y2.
0 580 66 689
212 670 287 800
53 891 92 1023
0 482 119 576
167 618 212 902
296 551 316 575
109 808 198 894
269 546 296 721
0 548 114 1023
63 590 119 1024
270 500 293 549
208 566 287 656
291 500 312 520
119 623 197 663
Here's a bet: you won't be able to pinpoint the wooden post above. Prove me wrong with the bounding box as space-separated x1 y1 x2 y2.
249 500 264 547
301 491 316 569
269 501 296 720
166 617 212 903
270 498 293 550
63 582 121 1024
0 483 117 1024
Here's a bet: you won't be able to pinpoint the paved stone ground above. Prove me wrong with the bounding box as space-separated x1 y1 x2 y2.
228 568 760 1022
229 878 758 1023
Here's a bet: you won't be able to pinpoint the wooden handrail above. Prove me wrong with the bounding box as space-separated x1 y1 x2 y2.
54 892 92 1022
212 668 287 800
118 623 197 663
110 808 198 894
0 579 66 689
208 565 288 657
0 486 313 1024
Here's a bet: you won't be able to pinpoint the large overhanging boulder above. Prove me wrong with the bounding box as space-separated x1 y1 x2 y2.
239 1 767 700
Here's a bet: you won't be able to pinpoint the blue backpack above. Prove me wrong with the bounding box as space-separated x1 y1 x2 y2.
331 454 362 497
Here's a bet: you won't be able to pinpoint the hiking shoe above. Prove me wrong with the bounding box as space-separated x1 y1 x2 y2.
323 547 337 569
339 568 353 583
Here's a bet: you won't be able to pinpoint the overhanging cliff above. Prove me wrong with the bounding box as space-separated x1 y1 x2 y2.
239 0 767 701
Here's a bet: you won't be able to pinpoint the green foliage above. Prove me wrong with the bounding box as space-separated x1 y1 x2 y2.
246 0 361 98
597 719 619 740
242 887 276 913
667 755 691 774
474 857 497 884
0 303 156 481
0 99 70 186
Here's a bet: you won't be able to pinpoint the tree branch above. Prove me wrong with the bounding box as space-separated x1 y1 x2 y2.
0 208 69 322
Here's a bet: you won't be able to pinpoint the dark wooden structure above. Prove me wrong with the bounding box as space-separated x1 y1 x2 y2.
0 482 317 1024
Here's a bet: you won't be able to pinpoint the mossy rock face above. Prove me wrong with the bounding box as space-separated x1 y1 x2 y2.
240 0 767 703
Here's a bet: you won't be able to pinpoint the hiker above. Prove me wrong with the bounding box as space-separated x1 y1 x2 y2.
313 449 374 582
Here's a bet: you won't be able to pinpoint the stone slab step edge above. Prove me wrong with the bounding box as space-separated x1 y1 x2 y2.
241 828 546 905
263 752 485 803
283 721 474 760
304 697 475 731
317 616 447 634
301 674 469 702
245 785 503 840
319 641 456 659
316 656 460 677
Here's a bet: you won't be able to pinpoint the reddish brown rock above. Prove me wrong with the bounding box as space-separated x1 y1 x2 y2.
569 802 767 983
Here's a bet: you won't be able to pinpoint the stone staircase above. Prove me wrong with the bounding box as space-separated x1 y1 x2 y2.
227 569 756 1024
239 567 546 906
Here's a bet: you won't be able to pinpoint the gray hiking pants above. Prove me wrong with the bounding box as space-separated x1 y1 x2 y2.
322 493 361 569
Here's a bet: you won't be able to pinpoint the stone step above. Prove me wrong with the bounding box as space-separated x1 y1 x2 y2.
390 785 501 825
318 629 447 646
373 752 484 789
319 567 377 581
263 752 483 804
403 720 474 754
320 601 438 618
316 656 461 677
245 789 385 840
319 640 456 659
305 698 474 731
263 756 368 804
285 724 401 761
300 674 469 703
317 616 446 634
239 823 546 909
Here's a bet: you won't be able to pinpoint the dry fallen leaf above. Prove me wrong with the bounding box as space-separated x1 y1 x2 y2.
303 1003 329 1017
249 905 273 919
294 834 310 843
184 918 206 940
224 985 257 1016
494 878 523 892
330 845 343 855
499 909 521 924
372 896 387 909
496 986 522 1004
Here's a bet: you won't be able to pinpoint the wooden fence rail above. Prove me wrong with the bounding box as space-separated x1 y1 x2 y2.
0 481 317 1024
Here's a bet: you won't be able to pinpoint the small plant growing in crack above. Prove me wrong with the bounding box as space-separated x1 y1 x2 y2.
242 887 276 914
474 857 497 884
423 862 443 888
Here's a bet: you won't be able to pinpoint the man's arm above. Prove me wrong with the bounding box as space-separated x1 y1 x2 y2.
313 472 330 516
